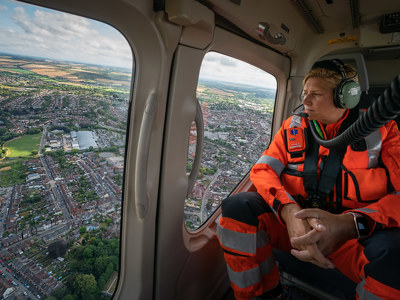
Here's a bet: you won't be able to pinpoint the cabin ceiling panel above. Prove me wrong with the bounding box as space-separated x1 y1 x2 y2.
203 0 315 54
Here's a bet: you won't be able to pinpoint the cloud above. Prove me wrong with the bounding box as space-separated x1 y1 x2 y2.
2 5 132 68
219 56 237 67
203 52 219 62
204 52 237 67
199 52 276 88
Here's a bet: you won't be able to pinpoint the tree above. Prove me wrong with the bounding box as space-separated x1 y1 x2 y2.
73 273 97 300
48 239 68 259
94 256 110 277
50 287 70 299
78 261 94 274
82 246 94 259
79 226 87 235
26 128 41 134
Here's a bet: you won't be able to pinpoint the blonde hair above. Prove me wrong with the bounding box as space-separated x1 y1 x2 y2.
303 63 358 89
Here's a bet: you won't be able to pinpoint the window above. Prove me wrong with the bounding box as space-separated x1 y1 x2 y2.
0 1 132 299
184 52 277 230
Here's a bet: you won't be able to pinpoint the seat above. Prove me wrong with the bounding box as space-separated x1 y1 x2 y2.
274 249 356 300
359 90 400 128
358 92 376 109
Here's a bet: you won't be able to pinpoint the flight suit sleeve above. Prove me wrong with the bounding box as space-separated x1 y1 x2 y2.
348 121 400 229
250 123 300 223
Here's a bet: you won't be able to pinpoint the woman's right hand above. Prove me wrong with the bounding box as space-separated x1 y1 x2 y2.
280 203 335 269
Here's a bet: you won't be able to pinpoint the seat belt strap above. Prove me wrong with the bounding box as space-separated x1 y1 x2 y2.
318 148 346 196
303 127 319 195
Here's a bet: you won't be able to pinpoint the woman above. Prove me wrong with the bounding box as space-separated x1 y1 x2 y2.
217 59 400 300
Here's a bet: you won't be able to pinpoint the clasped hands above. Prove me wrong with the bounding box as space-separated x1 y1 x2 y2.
281 203 357 269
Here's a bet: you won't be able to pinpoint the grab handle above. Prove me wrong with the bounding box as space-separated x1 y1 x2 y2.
135 92 157 219
187 100 204 195
258 22 286 45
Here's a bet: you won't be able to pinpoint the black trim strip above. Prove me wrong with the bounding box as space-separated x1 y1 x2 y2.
273 198 281 212
346 170 362 201
282 168 303 177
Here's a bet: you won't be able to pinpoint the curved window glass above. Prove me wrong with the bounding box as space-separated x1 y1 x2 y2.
184 52 277 230
0 1 132 298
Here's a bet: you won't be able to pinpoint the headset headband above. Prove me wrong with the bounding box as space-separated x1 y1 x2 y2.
311 59 347 79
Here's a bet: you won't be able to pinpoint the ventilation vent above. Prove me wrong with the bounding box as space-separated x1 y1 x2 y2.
229 0 241 5
349 0 360 28
293 0 324 33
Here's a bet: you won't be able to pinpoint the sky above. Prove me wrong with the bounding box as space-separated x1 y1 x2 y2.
200 52 277 89
0 0 133 68
0 0 277 88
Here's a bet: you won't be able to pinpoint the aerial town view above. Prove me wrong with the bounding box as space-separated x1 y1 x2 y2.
185 79 275 229
0 54 129 299
0 53 276 299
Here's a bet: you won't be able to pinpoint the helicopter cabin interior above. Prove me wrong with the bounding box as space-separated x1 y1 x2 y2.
0 0 399 299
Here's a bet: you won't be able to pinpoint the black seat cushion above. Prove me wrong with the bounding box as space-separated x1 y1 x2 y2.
274 249 356 299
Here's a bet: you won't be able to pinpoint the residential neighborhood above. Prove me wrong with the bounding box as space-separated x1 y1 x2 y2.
0 55 129 299
0 54 275 299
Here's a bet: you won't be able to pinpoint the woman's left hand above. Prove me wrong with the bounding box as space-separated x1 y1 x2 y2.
290 208 358 267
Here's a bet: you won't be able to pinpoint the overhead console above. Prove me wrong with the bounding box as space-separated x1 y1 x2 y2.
360 12 400 48
379 12 400 34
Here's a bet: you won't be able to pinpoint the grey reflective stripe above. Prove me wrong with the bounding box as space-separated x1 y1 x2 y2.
285 191 296 202
256 230 270 248
255 155 285 177
355 207 378 215
217 224 269 254
394 191 400 195
217 224 256 254
227 255 276 289
290 115 302 128
365 129 382 169
260 255 275 275
356 277 382 300
286 163 298 170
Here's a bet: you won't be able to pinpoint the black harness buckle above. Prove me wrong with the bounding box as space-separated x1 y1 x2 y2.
304 193 326 209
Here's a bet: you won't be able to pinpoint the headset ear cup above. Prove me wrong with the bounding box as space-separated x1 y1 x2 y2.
340 80 361 109
334 80 361 109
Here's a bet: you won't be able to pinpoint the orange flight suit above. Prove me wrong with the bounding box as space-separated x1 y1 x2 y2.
217 110 400 300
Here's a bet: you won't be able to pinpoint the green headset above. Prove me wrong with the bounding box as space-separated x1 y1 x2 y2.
311 59 361 109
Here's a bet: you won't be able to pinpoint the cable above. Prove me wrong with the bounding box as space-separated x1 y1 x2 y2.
309 74 400 149
312 120 324 139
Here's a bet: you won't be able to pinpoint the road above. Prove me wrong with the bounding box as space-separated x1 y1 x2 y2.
0 262 40 299
39 126 72 220
200 170 221 222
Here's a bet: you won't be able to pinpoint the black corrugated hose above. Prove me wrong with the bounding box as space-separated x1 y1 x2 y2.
309 74 400 149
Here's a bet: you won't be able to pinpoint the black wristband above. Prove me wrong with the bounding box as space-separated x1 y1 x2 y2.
349 212 371 239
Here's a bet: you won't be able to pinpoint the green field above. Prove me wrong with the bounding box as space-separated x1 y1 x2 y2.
5 133 42 157
3 68 33 74
0 159 27 187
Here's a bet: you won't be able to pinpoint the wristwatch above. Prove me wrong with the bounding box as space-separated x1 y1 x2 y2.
348 212 371 240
